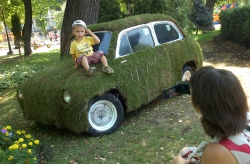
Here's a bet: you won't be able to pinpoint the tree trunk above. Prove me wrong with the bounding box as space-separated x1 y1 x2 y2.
60 0 100 59
205 0 217 31
22 0 32 56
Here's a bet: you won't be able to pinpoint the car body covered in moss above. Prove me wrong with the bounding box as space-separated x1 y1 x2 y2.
17 14 203 136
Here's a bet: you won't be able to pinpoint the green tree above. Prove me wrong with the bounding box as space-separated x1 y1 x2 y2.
11 14 22 48
163 0 193 32
133 0 166 14
121 0 166 15
35 12 48 37
53 2 66 29
1 0 25 26
120 0 193 32
6 0 62 55
190 0 212 34
99 0 123 23
32 0 63 36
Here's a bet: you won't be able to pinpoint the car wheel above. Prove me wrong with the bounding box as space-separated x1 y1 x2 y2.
87 93 124 136
182 66 193 81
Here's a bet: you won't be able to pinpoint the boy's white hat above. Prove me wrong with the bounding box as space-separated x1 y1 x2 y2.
72 20 87 29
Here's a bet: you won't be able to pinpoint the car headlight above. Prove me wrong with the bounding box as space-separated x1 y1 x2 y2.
63 90 71 103
17 89 23 100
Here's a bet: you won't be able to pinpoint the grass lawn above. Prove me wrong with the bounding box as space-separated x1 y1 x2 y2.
193 29 220 44
0 30 219 163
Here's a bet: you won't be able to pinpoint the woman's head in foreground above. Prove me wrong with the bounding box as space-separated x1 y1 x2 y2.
190 66 248 139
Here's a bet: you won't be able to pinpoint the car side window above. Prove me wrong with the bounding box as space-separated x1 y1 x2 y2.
154 23 179 44
92 31 112 55
118 27 154 57
127 27 154 52
119 34 132 56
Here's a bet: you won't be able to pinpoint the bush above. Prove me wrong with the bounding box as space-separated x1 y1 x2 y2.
220 5 250 47
0 64 45 91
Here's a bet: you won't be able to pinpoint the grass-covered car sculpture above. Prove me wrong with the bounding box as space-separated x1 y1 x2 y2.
17 14 203 136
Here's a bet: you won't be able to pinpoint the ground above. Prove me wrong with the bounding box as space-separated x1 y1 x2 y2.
202 34 250 64
201 34 250 108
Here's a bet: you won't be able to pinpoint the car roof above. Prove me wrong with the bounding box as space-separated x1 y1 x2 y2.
88 14 183 35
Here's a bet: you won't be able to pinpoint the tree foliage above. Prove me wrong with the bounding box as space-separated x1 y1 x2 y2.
3 0 62 56
121 0 167 15
32 0 62 35
53 2 66 29
120 0 193 32
190 0 212 34
11 14 22 48
1 0 24 26
163 0 193 32
99 0 123 23
3 0 249 57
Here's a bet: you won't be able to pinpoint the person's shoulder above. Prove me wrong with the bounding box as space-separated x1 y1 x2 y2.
83 36 94 43
70 40 77 47
84 36 93 39
201 142 237 164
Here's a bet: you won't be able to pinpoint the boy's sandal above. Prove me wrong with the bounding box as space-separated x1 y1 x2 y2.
102 66 114 74
87 67 96 77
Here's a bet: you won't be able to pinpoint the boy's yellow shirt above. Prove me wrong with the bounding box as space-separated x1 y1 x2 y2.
70 36 94 58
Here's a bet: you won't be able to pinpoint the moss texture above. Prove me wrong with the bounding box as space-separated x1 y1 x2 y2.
18 14 203 133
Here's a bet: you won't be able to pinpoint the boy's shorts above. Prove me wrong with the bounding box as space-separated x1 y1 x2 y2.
76 51 104 67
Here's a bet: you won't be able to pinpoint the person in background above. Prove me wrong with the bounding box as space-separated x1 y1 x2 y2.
49 32 53 42
170 66 250 164
70 20 114 76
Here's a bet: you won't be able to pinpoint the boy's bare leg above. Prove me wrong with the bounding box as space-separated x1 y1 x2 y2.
81 56 89 71
100 55 108 67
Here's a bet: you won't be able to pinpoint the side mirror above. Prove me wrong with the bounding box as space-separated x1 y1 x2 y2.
162 81 190 99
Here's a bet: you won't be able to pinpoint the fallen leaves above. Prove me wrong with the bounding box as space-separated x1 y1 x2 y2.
69 160 79 164
95 157 106 161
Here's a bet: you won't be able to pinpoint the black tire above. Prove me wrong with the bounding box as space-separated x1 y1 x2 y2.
181 66 193 81
87 93 124 137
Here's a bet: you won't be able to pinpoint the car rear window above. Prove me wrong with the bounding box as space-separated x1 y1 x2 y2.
154 23 179 44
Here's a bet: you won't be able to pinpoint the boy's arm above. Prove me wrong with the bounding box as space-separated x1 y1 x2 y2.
69 42 77 68
71 54 77 68
86 29 100 44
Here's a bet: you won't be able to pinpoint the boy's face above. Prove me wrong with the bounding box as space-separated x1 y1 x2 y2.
72 26 86 40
